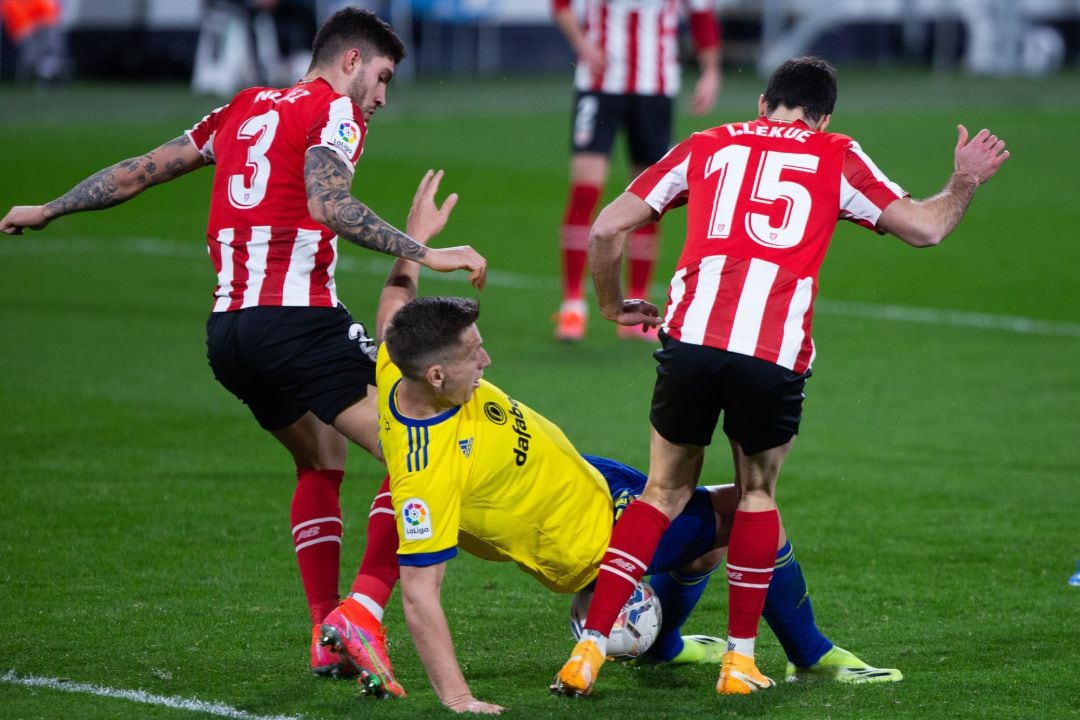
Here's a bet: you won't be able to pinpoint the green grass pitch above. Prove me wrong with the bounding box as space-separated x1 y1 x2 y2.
1 69 1078 719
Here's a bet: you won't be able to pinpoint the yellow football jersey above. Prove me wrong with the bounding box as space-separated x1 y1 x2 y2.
377 344 614 593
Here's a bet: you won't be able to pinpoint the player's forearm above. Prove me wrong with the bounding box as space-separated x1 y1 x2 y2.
45 157 159 219
881 174 978 248
304 149 431 261
696 45 721 76
45 136 202 221
590 192 655 317
43 161 140 219
553 7 589 56
589 229 627 320
376 261 420 339
402 587 474 710
921 172 979 242
552 7 579 44
332 198 431 260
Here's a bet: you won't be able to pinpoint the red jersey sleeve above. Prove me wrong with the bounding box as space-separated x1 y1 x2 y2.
838 140 907 231
687 6 720 52
627 136 697 216
306 95 367 171
186 101 232 164
552 0 572 12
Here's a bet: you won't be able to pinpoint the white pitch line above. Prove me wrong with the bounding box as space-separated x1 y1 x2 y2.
6 235 1080 338
1 670 304 720
814 298 1080 338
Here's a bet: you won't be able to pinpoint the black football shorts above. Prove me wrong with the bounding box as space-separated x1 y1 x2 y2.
570 91 673 166
650 332 811 455
206 304 377 431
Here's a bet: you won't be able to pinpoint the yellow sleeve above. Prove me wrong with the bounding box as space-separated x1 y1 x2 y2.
377 343 466 566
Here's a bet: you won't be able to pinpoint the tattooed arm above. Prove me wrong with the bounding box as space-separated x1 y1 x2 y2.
304 146 487 289
1 136 207 235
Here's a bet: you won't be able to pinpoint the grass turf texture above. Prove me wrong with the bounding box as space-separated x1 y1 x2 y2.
1 70 1078 719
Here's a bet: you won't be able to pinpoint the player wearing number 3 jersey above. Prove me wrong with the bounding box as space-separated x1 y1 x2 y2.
1 8 487 679
188 79 369 311
554 56 1009 698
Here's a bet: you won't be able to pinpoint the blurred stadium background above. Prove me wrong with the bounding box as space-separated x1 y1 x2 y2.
2 2 1078 719
3 0 1080 85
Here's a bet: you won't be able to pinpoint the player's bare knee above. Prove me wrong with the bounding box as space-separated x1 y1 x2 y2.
679 547 725 575
639 483 694 519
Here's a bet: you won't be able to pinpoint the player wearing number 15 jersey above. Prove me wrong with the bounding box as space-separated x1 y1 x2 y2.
555 56 1008 698
0 7 487 680
631 99 905 374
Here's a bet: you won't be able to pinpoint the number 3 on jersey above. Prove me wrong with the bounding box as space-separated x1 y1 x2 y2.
228 110 280 209
705 146 819 249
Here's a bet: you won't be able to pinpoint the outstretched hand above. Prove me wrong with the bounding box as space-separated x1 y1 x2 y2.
954 125 1009 186
407 169 459 245
405 169 486 290
1 205 50 235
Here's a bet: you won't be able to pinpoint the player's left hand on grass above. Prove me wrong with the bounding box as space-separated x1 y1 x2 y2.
614 298 661 329
407 169 459 244
446 696 505 715
1 205 50 235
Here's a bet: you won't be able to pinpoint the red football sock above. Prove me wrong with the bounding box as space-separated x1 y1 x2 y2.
291 468 345 626
726 509 780 641
627 223 658 301
348 474 399 616
560 183 601 301
584 500 670 635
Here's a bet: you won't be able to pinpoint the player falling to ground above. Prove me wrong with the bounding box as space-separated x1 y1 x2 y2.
553 56 1009 697
552 0 721 342
315 210 900 713
0 8 485 679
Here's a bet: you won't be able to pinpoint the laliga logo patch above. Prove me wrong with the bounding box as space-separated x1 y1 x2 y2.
401 498 432 540
332 119 361 155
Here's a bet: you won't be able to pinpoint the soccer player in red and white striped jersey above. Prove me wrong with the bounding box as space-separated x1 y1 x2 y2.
553 56 1009 697
552 0 720 342
1 8 485 683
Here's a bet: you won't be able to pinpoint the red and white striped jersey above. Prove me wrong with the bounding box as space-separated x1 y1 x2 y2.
186 78 367 312
553 0 719 97
628 117 907 372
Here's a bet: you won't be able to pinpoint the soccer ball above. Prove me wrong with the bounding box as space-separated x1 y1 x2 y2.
569 581 662 659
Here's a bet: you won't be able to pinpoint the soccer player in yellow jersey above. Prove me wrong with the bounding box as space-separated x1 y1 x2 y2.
320 172 901 713
377 328 615 595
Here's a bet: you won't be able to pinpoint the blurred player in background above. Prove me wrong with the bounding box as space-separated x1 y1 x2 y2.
0 0 68 82
316 214 900 712
554 56 1009 698
551 0 721 342
0 7 485 678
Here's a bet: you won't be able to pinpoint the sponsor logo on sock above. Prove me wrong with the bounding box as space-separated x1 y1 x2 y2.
297 526 321 541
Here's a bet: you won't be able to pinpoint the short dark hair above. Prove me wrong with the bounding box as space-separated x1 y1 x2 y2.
384 297 481 380
310 8 406 69
763 56 838 124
